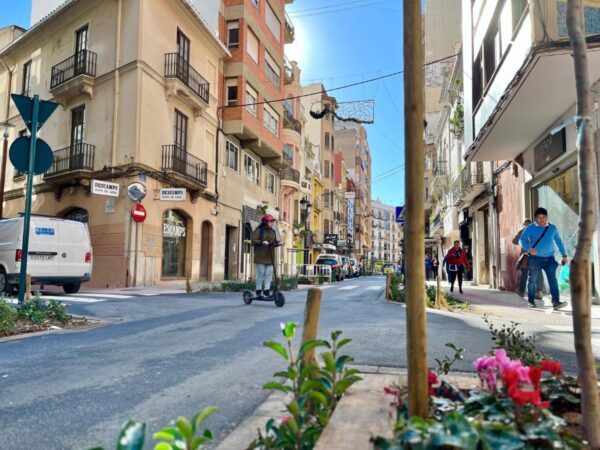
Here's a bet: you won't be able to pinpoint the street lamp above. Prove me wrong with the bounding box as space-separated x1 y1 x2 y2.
0 120 15 220
299 197 312 264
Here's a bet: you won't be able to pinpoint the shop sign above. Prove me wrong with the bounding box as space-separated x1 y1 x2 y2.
91 179 120 197
160 188 186 201
344 191 356 199
163 223 186 238
105 198 116 214
324 233 338 244
336 239 347 248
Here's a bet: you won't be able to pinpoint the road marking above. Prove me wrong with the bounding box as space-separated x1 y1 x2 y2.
339 285 358 290
367 286 383 290
73 293 133 299
41 295 105 303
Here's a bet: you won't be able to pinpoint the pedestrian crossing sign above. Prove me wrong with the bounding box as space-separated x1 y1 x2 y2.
396 206 405 224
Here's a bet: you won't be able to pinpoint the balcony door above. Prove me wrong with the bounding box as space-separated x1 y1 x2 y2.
74 26 89 76
173 109 188 174
176 29 190 84
70 106 85 171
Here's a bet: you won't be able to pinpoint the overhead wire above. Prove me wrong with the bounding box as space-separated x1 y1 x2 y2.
289 0 397 18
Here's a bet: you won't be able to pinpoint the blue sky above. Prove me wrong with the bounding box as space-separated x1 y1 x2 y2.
0 0 406 206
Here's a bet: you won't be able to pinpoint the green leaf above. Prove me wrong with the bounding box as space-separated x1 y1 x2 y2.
263 341 289 360
343 369 361 378
203 429 213 440
336 355 353 372
308 390 329 407
192 406 218 431
190 436 211 450
152 428 181 442
299 339 328 356
301 364 321 378
175 417 193 439
300 379 325 394
334 378 356 395
287 399 299 416
331 330 342 341
322 352 336 372
288 367 298 381
282 322 297 339
117 421 146 450
273 371 290 379
286 417 299 434
154 443 172 450
263 381 291 393
337 338 352 349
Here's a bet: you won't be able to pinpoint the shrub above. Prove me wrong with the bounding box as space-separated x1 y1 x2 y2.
0 297 15 333
484 315 545 366
16 297 50 325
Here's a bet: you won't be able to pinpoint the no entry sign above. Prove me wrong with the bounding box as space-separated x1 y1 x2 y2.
131 203 147 223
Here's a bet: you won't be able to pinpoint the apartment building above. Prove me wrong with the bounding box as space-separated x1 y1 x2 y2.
0 0 230 288
371 200 403 264
334 122 372 262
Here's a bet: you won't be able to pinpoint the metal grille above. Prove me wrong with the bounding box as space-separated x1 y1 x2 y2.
51 50 97 89
45 143 95 176
162 144 208 186
164 53 210 103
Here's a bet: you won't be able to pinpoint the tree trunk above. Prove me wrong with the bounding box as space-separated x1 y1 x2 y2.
566 2 600 447
403 0 429 417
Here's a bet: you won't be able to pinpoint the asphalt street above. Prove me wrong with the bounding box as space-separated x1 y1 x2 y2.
0 276 595 449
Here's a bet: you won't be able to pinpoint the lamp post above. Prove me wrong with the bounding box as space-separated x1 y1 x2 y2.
299 197 312 265
0 120 15 220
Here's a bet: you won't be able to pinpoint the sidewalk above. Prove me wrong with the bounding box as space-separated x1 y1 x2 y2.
435 281 600 325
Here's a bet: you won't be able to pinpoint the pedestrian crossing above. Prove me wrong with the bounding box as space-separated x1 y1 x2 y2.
338 284 383 291
3 292 161 304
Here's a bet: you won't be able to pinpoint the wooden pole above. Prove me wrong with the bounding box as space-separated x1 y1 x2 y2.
404 0 429 418
566 2 600 446
301 288 322 366
25 274 32 303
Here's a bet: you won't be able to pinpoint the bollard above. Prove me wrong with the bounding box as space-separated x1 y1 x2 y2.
301 288 322 367
186 276 192 294
25 274 32 303
386 273 392 300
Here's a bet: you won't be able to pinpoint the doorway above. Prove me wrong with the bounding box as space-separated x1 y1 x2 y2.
224 225 239 280
200 221 213 281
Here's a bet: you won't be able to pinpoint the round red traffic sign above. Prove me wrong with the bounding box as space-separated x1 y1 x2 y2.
131 203 147 223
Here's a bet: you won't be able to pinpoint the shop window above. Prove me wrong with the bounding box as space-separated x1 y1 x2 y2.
63 208 89 223
162 210 187 277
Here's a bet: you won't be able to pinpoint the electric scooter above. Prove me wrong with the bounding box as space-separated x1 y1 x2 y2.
243 241 285 307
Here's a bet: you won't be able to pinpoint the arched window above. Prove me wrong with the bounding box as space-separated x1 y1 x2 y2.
162 210 187 277
63 208 89 223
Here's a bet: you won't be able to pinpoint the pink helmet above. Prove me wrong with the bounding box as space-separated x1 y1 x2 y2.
262 214 275 222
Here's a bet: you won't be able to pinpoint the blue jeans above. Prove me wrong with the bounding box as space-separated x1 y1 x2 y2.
519 267 544 294
255 263 273 292
527 256 560 305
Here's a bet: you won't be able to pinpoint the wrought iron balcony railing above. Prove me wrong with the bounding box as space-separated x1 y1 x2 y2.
283 107 302 133
51 50 97 89
45 143 95 176
164 53 210 103
162 144 208 186
280 166 300 184
433 161 448 176
284 11 295 41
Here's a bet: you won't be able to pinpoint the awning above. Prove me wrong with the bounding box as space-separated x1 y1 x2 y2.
465 42 600 162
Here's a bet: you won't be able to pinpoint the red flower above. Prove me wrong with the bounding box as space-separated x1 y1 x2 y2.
384 386 400 396
508 383 548 408
502 368 519 388
428 370 439 396
540 359 562 375
529 366 542 386
281 415 292 424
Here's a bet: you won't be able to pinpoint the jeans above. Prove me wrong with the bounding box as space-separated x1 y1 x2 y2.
255 263 273 292
448 267 464 291
527 256 560 305
519 267 544 294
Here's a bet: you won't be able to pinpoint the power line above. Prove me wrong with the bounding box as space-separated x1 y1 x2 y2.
288 0 385 15
290 0 398 18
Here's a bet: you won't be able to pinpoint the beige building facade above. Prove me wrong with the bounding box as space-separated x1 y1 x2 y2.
0 0 230 288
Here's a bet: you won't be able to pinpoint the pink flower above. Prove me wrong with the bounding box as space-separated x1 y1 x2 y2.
494 348 508 362
474 355 496 372
281 415 293 424
428 370 439 396
516 366 530 383
384 386 400 396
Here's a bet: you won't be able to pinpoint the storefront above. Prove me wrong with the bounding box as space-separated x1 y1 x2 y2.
162 210 187 277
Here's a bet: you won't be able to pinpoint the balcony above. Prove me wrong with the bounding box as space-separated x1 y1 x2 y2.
280 166 300 190
162 145 208 188
164 53 210 116
45 143 95 178
431 160 449 195
284 57 294 84
284 11 295 43
283 106 302 134
452 162 488 208
49 50 97 106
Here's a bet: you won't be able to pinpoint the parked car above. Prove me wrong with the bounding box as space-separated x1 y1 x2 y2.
0 216 93 294
341 256 353 278
316 254 344 281
382 263 395 274
349 258 360 277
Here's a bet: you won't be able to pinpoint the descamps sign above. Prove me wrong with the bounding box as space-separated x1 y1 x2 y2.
163 223 186 238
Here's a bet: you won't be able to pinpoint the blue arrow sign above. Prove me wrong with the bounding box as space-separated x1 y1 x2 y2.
9 136 53 174
396 206 405 224
11 94 58 133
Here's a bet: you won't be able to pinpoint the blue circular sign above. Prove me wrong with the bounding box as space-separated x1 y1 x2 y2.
9 136 53 175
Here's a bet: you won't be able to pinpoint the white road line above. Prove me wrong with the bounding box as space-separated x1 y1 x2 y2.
139 293 161 296
41 295 105 303
339 285 359 290
367 286 384 290
74 293 133 299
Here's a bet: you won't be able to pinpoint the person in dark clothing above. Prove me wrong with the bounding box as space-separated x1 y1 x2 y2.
513 219 543 299
444 241 470 294
432 257 440 280
519 207 568 310
251 214 278 298
425 256 433 281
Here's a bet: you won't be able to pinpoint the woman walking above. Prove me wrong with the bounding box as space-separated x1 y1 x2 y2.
444 241 470 294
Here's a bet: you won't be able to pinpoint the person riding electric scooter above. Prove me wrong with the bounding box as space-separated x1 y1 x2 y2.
243 214 285 307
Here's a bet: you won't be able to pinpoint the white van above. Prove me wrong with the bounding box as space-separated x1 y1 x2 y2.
0 216 92 294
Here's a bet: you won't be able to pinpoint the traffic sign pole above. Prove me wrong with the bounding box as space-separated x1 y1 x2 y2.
18 95 40 304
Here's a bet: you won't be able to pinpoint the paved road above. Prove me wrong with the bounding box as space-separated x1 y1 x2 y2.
1 276 598 449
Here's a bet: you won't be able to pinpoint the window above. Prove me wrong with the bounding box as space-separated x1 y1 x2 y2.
324 132 330 149
324 219 330 233
324 189 330 207
227 21 239 49
264 104 279 135
162 210 187 277
226 140 239 171
266 3 281 42
266 171 275 193
331 162 334 179
226 78 238 106
512 0 527 33
246 83 258 116
264 51 280 87
14 129 27 178
22 60 31 96
177 28 190 62
283 144 294 164
331 135 335 150
324 160 330 178
250 0 258 7
174 109 188 149
244 153 260 185
472 51 483 109
247 28 259 64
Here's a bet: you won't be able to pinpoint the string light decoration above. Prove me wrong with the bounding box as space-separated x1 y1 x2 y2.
309 100 375 124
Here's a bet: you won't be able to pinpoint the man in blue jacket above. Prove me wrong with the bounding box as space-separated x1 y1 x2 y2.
519 207 568 310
